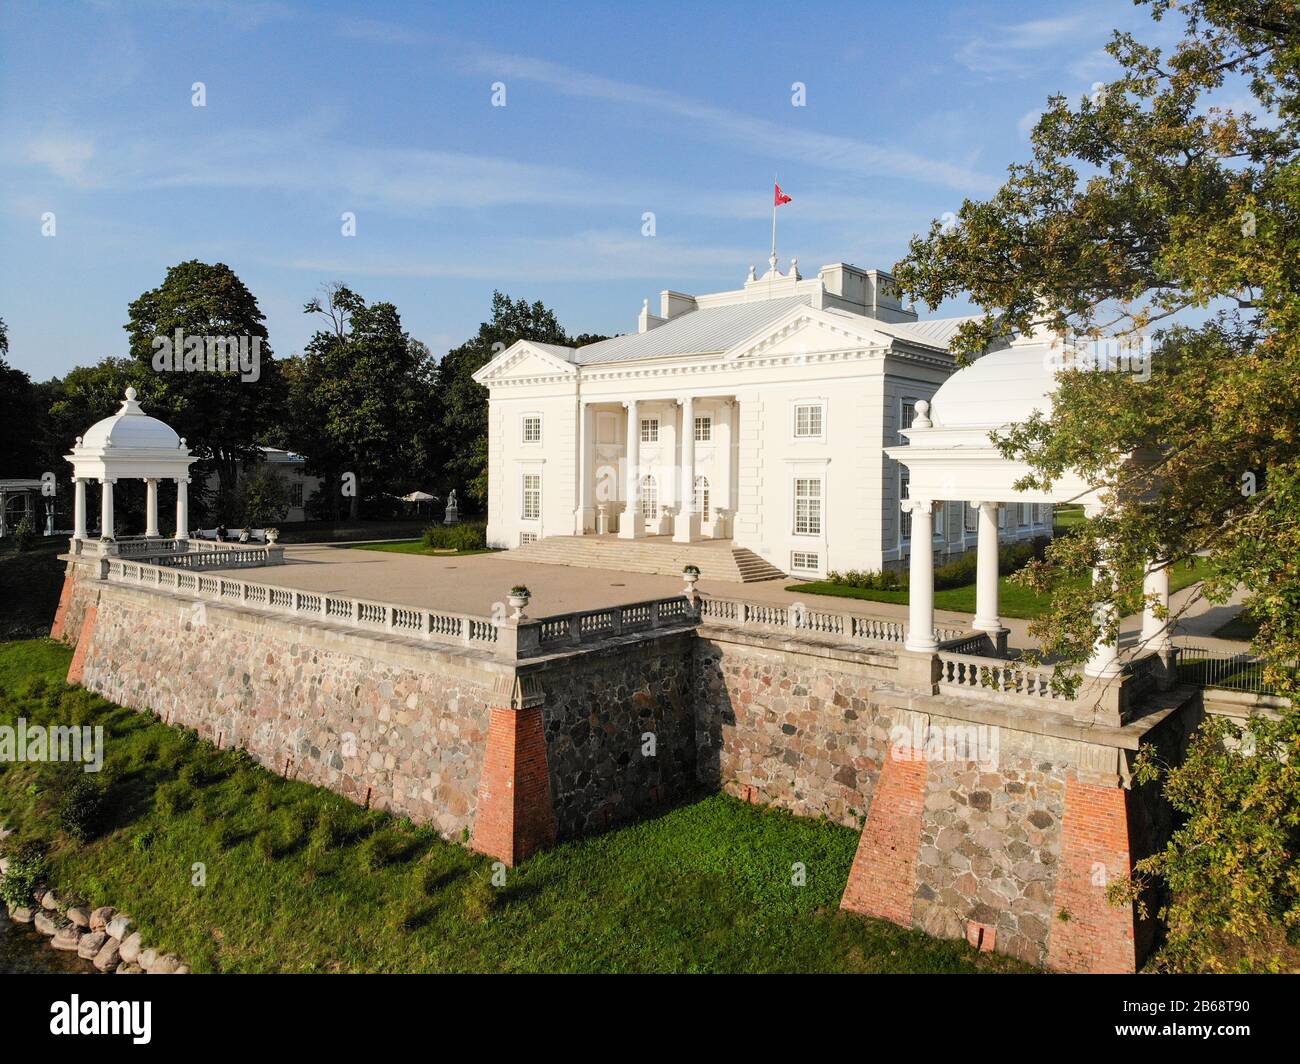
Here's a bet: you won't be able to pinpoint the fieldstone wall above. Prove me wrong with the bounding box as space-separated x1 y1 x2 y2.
693 632 897 827
78 584 498 839
534 632 697 839
911 733 1071 967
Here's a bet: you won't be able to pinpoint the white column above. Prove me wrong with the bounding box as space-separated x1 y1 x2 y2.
145 478 160 537
972 501 1003 632
904 499 939 652
619 399 643 539
574 402 593 535
99 478 115 539
175 477 190 540
73 478 88 540
1140 561 1172 652
1084 539 1123 678
674 395 700 543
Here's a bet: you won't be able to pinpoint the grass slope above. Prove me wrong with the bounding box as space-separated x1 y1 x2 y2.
0 639 1029 974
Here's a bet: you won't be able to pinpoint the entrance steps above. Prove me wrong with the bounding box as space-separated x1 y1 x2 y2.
503 535 787 583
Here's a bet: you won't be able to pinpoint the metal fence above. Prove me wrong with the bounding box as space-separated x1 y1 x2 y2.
1176 644 1292 696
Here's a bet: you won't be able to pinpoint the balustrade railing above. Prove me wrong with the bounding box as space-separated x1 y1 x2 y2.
937 651 1070 703
699 595 965 648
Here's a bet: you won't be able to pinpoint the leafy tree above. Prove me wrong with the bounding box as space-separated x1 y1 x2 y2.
124 261 284 516
233 464 290 527
434 292 605 505
290 284 436 521
893 0 1300 969
0 317 43 477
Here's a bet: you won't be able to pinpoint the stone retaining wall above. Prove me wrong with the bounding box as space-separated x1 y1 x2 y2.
53 560 1198 971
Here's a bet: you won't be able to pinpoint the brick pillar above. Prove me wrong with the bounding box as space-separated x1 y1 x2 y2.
840 744 928 925
1046 778 1150 973
471 674 557 867
66 605 98 686
50 569 77 642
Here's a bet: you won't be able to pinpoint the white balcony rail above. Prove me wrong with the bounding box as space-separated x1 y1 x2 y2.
699 595 966 648
937 651 1072 703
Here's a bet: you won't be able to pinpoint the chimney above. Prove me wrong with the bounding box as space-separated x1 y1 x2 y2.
660 290 697 320
638 298 667 333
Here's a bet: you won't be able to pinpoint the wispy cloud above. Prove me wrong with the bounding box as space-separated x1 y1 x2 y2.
955 13 1094 79
337 20 999 195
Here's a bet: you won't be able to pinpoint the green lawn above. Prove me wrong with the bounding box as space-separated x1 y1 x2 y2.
348 540 498 558
0 638 1029 974
789 561 1211 621
0 540 67 641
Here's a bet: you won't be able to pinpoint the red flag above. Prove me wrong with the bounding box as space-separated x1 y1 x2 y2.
774 182 792 206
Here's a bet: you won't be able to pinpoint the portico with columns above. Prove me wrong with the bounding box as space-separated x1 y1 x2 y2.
474 258 1051 576
65 387 195 556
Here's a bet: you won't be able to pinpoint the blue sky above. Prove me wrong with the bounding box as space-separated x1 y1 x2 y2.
0 0 1170 379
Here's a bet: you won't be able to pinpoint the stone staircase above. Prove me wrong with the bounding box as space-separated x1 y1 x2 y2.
503 536 788 583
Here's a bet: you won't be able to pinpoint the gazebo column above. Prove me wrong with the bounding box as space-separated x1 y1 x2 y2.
971 501 1010 653
175 477 190 540
145 478 160 537
904 499 939 652
1084 536 1123 679
73 478 88 541
1139 561 1172 652
99 478 116 540
619 399 644 539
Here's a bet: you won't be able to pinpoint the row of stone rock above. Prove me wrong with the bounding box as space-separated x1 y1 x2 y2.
6 888 189 975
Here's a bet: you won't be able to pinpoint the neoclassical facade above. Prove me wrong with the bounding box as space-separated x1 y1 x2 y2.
474 259 1051 577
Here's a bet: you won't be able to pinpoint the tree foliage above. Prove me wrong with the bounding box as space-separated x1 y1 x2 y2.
432 291 604 505
124 260 285 514
893 0 1300 969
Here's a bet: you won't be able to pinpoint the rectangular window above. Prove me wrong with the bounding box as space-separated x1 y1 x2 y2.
694 415 712 442
290 481 304 508
793 403 824 439
900 397 918 440
522 415 542 443
794 478 822 536
964 503 978 534
519 532 537 546
521 473 541 520
1018 503 1029 527
899 470 911 542
790 551 820 572
640 418 659 443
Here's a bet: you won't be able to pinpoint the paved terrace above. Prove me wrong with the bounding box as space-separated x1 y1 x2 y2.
205 543 1244 651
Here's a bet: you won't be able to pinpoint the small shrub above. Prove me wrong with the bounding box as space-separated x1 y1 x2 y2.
58 776 111 841
155 779 191 817
421 522 486 551
131 828 156 853
360 828 419 872
10 515 35 552
0 839 47 909
462 871 498 922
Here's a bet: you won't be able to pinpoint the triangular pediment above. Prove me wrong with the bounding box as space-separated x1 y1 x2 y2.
722 305 894 362
472 341 577 384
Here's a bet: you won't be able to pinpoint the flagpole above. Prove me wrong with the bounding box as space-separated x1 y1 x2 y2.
770 173 778 269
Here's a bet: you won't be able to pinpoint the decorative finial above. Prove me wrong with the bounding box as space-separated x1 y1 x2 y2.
642 298 649 309
768 253 778 272
179 437 187 450
125 386 137 401
747 264 757 282
790 256 800 279
914 399 933 428
75 435 83 448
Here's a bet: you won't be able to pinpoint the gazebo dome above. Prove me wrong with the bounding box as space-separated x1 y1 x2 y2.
81 387 182 451
928 343 1060 430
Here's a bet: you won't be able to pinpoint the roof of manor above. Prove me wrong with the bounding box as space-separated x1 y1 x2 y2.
571 295 814 364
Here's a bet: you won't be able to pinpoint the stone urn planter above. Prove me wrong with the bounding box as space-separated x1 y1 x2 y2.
682 565 700 604
508 586 531 621
264 528 279 545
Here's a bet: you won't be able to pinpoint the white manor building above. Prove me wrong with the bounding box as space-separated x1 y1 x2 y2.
473 259 1052 579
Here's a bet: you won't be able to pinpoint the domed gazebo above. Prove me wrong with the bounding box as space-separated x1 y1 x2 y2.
885 333 1170 683
65 387 195 554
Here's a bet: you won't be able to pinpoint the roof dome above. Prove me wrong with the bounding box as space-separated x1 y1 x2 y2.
928 343 1059 430
81 388 182 451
